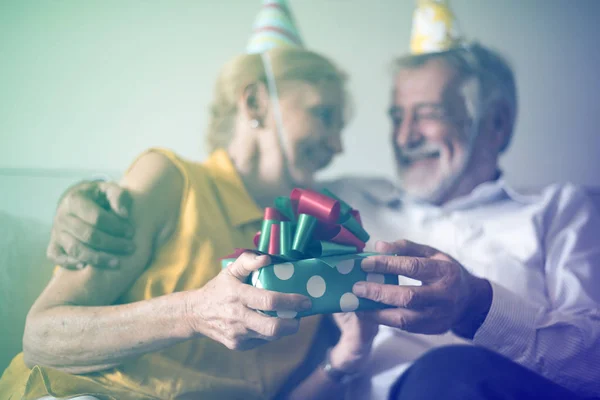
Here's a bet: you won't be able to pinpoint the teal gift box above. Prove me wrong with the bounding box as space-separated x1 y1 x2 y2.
221 188 399 318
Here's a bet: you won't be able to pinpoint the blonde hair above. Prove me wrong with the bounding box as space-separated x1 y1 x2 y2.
206 47 349 152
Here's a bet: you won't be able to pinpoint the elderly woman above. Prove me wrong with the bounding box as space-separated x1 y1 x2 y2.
0 26 378 400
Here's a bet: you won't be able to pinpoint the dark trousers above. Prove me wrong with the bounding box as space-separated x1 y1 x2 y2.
389 345 595 400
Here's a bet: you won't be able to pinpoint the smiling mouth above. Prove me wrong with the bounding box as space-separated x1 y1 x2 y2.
399 151 440 166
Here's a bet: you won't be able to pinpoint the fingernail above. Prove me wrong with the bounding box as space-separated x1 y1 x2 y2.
353 282 366 296
109 258 119 268
361 259 375 272
255 254 269 262
300 299 312 310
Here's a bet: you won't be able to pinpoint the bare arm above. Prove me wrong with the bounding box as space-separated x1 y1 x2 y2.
24 289 195 374
23 151 188 373
24 152 311 374
283 313 379 400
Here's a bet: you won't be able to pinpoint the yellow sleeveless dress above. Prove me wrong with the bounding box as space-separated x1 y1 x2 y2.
0 148 324 400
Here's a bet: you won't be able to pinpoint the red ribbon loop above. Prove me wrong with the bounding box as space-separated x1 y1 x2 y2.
292 188 340 224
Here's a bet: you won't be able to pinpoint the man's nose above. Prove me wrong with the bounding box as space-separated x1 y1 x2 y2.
395 115 424 149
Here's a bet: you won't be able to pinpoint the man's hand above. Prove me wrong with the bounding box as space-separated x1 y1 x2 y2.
353 240 492 339
47 180 136 269
186 252 313 351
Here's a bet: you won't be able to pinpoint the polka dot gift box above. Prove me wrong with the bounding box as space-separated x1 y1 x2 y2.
221 188 399 318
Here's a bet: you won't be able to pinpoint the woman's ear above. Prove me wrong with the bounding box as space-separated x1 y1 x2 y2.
239 82 270 128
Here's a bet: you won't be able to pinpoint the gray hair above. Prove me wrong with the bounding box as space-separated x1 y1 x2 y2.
393 43 518 153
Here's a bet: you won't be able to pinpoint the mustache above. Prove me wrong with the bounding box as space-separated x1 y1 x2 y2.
396 142 443 159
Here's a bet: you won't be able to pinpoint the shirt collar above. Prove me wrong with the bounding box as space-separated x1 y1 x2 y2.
204 149 264 227
441 175 540 210
441 177 510 210
373 174 535 211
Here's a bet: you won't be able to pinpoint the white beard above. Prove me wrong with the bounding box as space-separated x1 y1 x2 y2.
396 124 479 204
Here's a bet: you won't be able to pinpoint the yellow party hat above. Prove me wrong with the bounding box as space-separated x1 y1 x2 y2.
410 0 464 54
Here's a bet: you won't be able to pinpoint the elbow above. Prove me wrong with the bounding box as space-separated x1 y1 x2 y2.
22 311 42 367
22 308 68 371
22 350 37 370
23 339 116 374
23 353 112 374
22 308 123 374
21 348 56 372
22 310 53 369
23 313 120 374
22 337 46 370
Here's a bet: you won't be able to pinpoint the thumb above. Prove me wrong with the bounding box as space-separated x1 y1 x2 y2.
226 252 271 281
101 182 132 219
374 240 397 254
375 239 435 257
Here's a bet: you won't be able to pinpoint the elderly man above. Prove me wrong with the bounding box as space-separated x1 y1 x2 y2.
34 4 600 400
328 43 600 400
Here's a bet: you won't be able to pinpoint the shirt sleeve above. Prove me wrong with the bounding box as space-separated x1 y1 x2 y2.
473 185 600 397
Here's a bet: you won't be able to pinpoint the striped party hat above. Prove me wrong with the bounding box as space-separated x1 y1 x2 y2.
246 0 304 54
410 0 464 55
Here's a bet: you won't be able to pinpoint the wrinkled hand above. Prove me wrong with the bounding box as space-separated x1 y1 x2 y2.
186 252 313 351
47 180 135 269
329 312 379 373
353 240 492 338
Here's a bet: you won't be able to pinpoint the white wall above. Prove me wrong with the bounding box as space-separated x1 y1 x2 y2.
1 0 599 205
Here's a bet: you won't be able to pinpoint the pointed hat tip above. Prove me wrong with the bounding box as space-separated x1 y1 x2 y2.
410 0 464 55
246 0 304 54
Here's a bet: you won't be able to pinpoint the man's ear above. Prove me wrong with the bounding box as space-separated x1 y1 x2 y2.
481 100 512 153
239 82 270 127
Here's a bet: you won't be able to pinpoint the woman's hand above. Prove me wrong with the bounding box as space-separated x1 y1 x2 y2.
186 251 313 351
329 312 379 373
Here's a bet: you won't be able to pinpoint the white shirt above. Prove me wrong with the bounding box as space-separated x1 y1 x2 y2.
322 177 600 399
